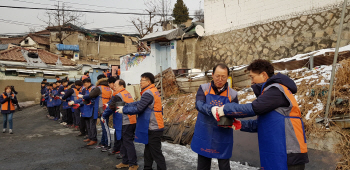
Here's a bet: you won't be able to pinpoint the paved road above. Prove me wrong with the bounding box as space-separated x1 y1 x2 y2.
0 105 256 170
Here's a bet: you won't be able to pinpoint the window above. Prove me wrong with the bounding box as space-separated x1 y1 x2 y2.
24 39 29 44
5 71 18 76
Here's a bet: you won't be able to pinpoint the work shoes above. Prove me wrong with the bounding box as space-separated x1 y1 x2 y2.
101 146 111 152
128 165 139 170
87 141 97 146
2 129 5 133
108 150 120 156
9 129 13 134
83 139 91 142
115 163 129 169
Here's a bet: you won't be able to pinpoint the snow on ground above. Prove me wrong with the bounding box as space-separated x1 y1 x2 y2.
161 142 258 170
271 44 350 63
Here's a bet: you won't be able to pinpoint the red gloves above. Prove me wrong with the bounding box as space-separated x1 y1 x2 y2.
54 96 60 100
103 104 107 111
72 104 80 109
232 118 242 130
41 98 45 102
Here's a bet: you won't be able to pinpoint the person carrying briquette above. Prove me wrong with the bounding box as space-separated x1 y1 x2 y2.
102 79 138 170
120 72 166 170
52 82 61 121
84 74 112 149
0 86 18 134
61 81 75 128
40 82 47 107
45 84 55 119
191 64 239 170
58 79 69 126
66 80 83 131
213 59 309 170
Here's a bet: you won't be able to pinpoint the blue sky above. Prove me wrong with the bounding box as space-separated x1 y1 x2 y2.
0 0 203 35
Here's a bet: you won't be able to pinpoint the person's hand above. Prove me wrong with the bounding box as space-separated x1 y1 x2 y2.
72 104 80 109
61 92 65 95
232 118 242 130
116 106 123 114
101 117 106 123
68 101 74 106
54 96 60 100
103 104 108 110
78 94 83 98
211 106 225 121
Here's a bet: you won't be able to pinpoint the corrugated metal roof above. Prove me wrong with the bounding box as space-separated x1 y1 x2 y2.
140 29 177 41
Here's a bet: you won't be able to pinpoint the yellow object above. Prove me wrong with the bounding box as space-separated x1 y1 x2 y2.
227 77 232 88
96 70 98 72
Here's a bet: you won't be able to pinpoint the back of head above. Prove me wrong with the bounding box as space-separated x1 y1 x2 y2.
82 78 91 84
84 71 89 75
141 72 155 84
75 80 83 86
247 59 274 78
108 77 117 84
41 81 46 85
97 74 106 80
56 80 62 84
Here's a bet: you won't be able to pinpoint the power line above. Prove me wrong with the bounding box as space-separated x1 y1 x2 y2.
0 5 202 17
0 19 45 27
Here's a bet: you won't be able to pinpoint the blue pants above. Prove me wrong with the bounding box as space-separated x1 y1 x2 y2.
100 117 111 146
2 113 13 129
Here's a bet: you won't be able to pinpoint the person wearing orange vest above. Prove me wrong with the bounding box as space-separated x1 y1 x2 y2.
102 79 138 170
81 75 111 146
214 59 309 170
107 70 111 78
121 72 166 170
55 75 61 81
81 71 90 81
1 86 18 134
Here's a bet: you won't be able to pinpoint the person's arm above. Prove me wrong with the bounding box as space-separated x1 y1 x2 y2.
84 87 101 100
123 93 153 115
195 86 214 117
251 87 290 115
57 86 64 95
240 119 258 133
0 94 8 104
102 95 122 118
11 95 18 104
62 89 74 100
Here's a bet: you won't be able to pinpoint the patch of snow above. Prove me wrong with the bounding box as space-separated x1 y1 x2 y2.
161 142 258 170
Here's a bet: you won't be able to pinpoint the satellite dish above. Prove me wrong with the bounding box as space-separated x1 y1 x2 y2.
195 25 205 37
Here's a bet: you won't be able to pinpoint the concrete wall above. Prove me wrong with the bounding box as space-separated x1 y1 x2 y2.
0 80 41 103
196 3 350 71
204 0 346 35
176 38 201 69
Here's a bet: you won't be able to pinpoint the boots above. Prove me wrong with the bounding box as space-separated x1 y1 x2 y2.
87 141 97 146
115 163 129 169
83 139 91 142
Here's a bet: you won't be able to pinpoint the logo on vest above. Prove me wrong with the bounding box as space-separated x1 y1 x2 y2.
210 100 223 107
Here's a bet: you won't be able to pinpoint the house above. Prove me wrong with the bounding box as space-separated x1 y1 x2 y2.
0 46 81 103
0 37 23 45
46 23 138 66
120 22 204 84
20 34 50 50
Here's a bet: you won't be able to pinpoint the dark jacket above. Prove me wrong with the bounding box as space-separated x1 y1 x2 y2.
123 84 154 115
251 73 295 115
41 86 47 95
85 78 109 100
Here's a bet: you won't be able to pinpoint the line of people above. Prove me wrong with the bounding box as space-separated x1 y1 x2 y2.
40 72 167 170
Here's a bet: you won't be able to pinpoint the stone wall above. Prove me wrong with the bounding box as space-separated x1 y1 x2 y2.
197 6 350 71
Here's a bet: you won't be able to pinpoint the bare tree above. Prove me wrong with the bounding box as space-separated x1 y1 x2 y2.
194 9 204 23
131 7 159 38
39 2 86 44
28 27 36 33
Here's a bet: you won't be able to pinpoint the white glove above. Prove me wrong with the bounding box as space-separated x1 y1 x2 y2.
68 101 74 106
101 117 106 123
78 94 84 98
61 92 65 95
104 104 108 107
60 97 63 100
116 106 124 114
211 106 225 121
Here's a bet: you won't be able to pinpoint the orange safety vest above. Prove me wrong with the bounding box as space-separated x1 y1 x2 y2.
104 72 107 77
98 85 112 105
114 88 136 124
140 84 164 129
82 75 89 80
118 69 121 76
1 93 15 111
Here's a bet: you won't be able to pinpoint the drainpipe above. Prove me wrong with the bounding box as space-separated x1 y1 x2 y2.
98 35 100 56
324 0 348 127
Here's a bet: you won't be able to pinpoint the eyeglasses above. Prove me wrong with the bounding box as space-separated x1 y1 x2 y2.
213 75 228 80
